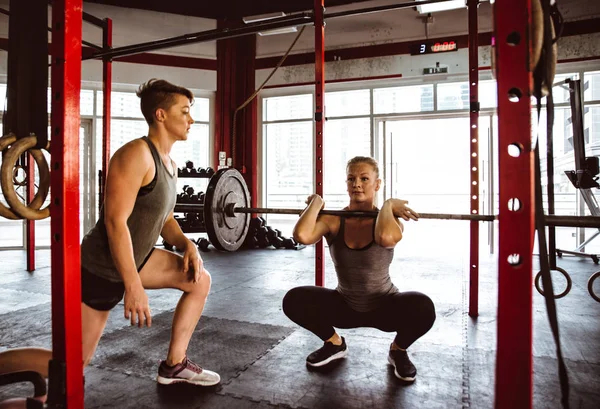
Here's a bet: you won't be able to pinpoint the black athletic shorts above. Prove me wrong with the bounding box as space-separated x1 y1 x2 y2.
81 248 155 311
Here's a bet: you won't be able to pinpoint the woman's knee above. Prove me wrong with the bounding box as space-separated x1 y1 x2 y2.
418 293 436 329
282 286 308 317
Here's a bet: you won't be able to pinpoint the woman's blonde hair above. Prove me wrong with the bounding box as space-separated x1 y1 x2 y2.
346 156 380 178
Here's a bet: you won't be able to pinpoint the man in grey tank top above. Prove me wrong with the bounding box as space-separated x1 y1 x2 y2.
283 156 436 382
77 79 219 386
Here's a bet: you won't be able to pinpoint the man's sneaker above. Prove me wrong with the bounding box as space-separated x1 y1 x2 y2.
306 337 348 367
156 356 220 386
388 349 417 382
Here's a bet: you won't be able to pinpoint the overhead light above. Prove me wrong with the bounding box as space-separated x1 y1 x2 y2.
243 11 286 24
416 0 466 14
258 26 298 36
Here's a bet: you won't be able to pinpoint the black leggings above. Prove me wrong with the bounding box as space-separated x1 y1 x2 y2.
282 286 436 349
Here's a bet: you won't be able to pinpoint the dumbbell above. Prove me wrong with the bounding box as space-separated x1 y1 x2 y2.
283 238 299 250
162 240 174 251
198 168 207 177
197 238 211 252
206 167 215 177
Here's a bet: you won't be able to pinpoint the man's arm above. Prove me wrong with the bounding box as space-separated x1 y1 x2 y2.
103 139 153 326
293 194 331 245
374 199 419 248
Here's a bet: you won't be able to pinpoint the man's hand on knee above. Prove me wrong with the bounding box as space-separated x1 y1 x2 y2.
182 240 204 283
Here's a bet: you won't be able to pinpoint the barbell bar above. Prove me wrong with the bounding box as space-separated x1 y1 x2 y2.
181 168 600 252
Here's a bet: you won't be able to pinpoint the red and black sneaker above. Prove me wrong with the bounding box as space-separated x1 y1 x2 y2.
156 356 220 386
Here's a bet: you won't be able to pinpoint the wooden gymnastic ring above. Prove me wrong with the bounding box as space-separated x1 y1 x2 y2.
0 136 51 220
0 133 22 220
490 0 549 81
530 0 544 72
588 272 600 303
534 267 572 299
12 164 27 187
532 0 558 98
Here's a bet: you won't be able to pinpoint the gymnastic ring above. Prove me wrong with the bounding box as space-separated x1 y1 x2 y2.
490 0 544 80
12 164 27 187
530 0 544 72
0 133 22 220
532 0 558 98
0 136 51 220
588 272 600 303
534 267 572 299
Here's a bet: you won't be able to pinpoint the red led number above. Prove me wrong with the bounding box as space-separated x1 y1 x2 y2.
432 41 456 52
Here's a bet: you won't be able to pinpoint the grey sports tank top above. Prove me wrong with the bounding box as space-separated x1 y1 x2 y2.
329 217 398 312
81 136 177 282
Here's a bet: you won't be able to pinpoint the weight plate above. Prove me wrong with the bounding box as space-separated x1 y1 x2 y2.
204 168 251 251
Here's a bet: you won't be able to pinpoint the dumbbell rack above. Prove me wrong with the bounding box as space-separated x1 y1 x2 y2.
170 163 213 248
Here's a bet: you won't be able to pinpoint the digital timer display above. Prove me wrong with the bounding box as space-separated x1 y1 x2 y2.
410 41 459 55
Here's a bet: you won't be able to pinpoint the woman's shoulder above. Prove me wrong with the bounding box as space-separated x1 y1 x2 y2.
320 214 341 239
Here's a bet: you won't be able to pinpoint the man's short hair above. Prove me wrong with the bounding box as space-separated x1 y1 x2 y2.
136 79 194 125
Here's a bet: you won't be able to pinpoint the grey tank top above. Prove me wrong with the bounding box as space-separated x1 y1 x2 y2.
81 137 177 282
329 217 398 312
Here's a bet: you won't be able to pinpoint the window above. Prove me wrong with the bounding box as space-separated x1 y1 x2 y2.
323 118 371 209
263 94 312 121
437 82 469 110
584 71 600 102
480 80 498 109
262 93 314 234
110 119 148 157
325 89 370 117
373 84 434 114
590 106 600 145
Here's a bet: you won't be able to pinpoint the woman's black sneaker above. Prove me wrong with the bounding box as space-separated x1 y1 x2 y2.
388 349 417 381
306 337 348 367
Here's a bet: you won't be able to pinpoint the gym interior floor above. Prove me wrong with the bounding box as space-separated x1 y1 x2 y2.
0 229 599 408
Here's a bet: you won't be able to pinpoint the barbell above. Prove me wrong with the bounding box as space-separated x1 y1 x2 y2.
180 168 600 251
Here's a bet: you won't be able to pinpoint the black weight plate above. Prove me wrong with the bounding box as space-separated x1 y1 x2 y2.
204 168 251 251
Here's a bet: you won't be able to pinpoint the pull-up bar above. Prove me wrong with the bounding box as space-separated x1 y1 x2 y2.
84 0 455 61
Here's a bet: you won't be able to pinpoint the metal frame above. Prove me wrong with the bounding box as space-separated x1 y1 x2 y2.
26 152 35 271
468 0 480 317
48 0 84 407
494 0 535 407
101 18 112 208
314 0 325 287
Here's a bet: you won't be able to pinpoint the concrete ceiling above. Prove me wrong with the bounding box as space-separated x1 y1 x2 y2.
83 0 376 20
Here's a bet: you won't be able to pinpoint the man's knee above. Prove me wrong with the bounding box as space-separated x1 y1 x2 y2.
186 269 211 297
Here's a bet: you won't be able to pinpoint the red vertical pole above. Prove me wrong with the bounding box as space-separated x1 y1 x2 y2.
215 19 233 168
101 17 112 208
314 0 325 287
468 0 479 317
26 153 35 271
494 0 534 407
49 0 84 407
